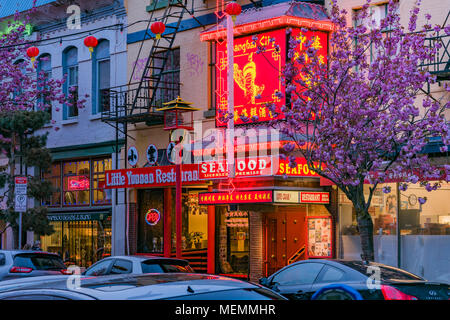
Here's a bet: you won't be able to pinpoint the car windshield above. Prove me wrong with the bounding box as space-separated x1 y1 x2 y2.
338 261 424 281
141 260 194 273
13 253 66 271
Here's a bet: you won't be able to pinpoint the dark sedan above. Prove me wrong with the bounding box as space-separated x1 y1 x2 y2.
0 273 287 300
259 259 450 300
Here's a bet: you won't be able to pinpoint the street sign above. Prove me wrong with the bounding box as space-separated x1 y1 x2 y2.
15 194 27 212
14 177 27 212
15 177 27 195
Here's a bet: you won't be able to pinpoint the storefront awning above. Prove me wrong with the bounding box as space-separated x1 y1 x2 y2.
200 1 333 42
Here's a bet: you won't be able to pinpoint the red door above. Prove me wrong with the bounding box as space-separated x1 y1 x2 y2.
264 205 307 276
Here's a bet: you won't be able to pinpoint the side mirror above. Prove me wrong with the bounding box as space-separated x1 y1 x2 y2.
259 277 268 286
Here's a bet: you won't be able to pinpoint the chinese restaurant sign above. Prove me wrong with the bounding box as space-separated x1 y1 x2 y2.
199 156 273 179
273 191 330 204
198 190 273 205
104 164 201 189
275 157 323 177
215 27 328 126
216 28 286 126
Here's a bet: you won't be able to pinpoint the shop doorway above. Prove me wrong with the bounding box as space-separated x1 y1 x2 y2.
264 205 307 276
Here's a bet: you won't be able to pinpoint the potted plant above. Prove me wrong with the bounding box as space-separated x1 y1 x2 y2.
189 231 204 249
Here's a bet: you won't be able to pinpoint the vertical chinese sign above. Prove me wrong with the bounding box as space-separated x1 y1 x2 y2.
216 28 287 126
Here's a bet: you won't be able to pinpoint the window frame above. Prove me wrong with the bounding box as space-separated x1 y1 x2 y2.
109 258 133 275
93 39 111 114
271 262 325 286
63 46 79 119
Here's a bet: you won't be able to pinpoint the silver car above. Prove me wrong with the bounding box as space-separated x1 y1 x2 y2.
0 250 69 281
83 255 194 276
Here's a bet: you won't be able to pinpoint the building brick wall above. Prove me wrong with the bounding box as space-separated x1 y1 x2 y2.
249 211 264 283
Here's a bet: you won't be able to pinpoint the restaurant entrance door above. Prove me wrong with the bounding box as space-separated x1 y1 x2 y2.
264 205 307 276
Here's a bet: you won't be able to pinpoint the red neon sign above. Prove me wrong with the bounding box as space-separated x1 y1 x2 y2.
145 208 161 226
68 176 90 191
216 28 286 126
199 157 272 179
198 190 273 205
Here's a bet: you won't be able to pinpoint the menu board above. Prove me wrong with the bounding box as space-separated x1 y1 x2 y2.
307 217 333 258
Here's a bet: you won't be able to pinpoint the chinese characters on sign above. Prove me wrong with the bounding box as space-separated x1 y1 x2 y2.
198 190 273 205
216 29 286 126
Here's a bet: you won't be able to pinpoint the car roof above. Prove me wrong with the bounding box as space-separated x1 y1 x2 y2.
0 250 58 255
96 255 190 263
0 273 259 300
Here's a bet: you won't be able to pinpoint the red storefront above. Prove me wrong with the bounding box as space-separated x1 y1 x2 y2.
104 1 337 281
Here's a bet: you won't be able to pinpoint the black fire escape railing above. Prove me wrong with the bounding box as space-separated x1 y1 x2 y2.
419 10 450 82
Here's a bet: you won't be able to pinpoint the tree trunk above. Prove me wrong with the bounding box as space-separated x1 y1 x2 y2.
356 209 375 262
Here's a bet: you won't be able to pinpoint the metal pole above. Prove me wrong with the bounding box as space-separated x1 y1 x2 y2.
176 162 182 259
396 183 401 268
226 14 235 179
19 137 22 250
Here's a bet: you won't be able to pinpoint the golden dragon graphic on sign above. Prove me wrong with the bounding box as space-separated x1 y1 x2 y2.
233 53 265 104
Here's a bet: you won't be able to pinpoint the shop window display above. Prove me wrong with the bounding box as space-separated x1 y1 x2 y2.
63 160 90 206
40 219 111 267
339 183 397 236
171 190 208 251
216 207 249 276
138 189 164 253
92 158 112 205
42 163 61 207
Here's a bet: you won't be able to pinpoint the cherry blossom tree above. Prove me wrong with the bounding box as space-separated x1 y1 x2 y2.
0 9 85 248
267 0 450 261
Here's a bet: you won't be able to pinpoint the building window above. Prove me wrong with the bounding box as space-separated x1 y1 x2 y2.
138 189 164 253
92 158 112 205
37 54 52 117
63 47 79 118
153 48 180 107
94 39 110 113
42 163 61 207
43 157 112 207
216 207 250 276
63 160 90 206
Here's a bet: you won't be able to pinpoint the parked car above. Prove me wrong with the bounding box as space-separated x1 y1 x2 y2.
259 259 450 300
0 273 287 300
0 250 70 281
83 255 194 276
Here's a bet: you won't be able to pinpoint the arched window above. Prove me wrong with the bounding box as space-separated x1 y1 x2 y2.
93 39 110 113
37 53 52 116
63 46 78 118
12 59 26 98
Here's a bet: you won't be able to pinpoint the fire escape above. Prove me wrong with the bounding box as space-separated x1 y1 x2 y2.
420 10 450 93
101 0 195 153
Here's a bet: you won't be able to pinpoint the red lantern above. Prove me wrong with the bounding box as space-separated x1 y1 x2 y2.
151 21 165 40
225 1 242 23
84 35 98 57
26 46 39 68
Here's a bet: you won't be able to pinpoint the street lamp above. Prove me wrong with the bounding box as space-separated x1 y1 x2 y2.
157 97 199 259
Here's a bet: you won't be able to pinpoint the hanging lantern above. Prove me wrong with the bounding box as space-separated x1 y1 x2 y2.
151 21 165 40
225 1 242 23
84 35 98 58
26 46 39 68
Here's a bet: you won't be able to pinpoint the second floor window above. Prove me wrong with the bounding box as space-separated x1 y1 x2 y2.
63 46 79 118
95 39 110 113
153 48 180 107
37 54 52 117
